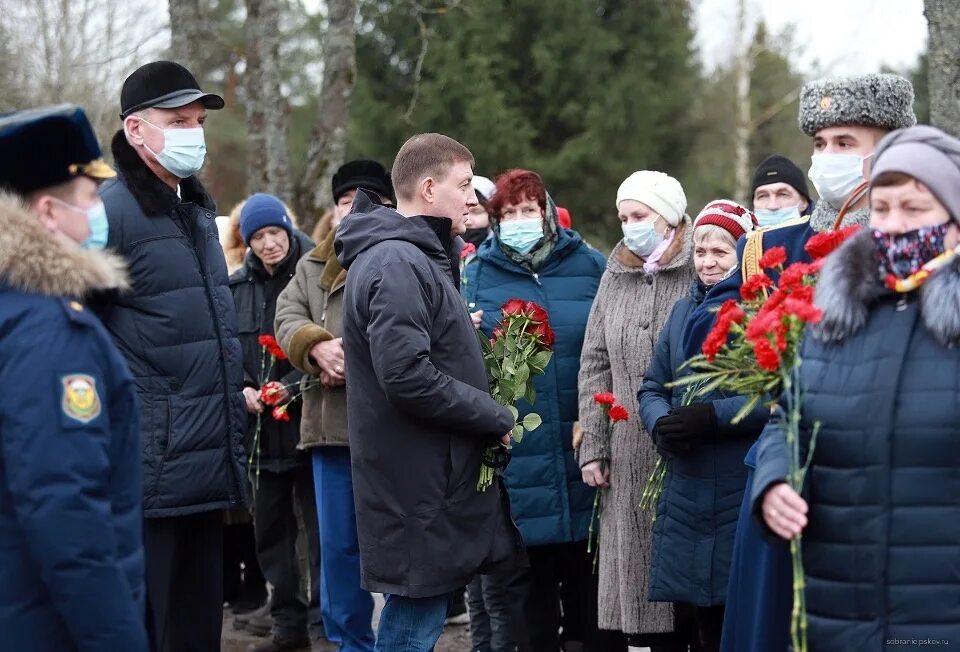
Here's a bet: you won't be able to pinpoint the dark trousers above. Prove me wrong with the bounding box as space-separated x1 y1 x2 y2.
512 541 626 652
253 464 320 638
144 511 224 652
467 572 515 651
223 521 267 608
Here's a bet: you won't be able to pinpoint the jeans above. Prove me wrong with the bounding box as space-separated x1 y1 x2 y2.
467 573 516 651
375 593 452 652
313 448 376 651
253 464 319 638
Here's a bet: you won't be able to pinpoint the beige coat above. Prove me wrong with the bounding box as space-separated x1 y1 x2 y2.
577 219 695 634
274 231 348 448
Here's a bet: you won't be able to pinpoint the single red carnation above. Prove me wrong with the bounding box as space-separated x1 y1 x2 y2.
759 246 788 270
460 242 477 259
531 321 555 350
260 381 285 406
502 299 527 316
524 301 549 323
608 405 629 422
271 405 291 422
258 334 278 348
752 339 781 372
804 224 861 260
593 392 617 405
702 328 726 361
717 299 746 324
741 273 774 301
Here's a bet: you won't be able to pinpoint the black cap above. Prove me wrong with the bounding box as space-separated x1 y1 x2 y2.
332 159 392 203
751 155 811 203
120 61 225 119
0 104 115 196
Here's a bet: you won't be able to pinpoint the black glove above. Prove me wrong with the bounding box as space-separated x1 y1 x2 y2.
653 403 717 458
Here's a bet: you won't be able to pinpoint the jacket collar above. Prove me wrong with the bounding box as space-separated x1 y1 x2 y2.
814 229 960 346
808 198 870 233
110 129 216 216
0 192 128 298
311 231 347 291
608 216 693 275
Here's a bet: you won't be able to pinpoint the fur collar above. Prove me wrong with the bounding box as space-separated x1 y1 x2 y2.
0 193 128 298
808 199 870 233
609 216 692 274
813 229 960 346
311 230 347 291
110 130 216 216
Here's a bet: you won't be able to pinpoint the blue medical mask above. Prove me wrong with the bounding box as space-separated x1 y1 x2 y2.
808 153 871 209
141 118 207 179
754 204 801 227
499 217 543 254
53 198 109 250
621 220 662 257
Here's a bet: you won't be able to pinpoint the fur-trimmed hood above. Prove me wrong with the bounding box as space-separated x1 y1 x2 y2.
813 229 960 346
110 129 215 216
808 197 870 233
0 192 128 298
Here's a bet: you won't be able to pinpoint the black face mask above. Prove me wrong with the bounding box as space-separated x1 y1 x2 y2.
463 227 490 248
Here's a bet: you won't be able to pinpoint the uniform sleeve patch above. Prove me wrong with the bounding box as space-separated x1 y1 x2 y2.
61 374 102 424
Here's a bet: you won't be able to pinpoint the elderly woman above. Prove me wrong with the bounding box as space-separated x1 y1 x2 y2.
462 168 609 651
638 201 766 652
229 193 317 651
753 125 960 651
577 170 695 649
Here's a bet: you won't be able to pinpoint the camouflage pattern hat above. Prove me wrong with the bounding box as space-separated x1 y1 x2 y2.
798 73 916 137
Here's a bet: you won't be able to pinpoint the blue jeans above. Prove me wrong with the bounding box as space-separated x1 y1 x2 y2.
313 448 376 652
375 593 451 652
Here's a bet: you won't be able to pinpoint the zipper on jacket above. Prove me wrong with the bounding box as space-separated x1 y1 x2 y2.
532 272 542 286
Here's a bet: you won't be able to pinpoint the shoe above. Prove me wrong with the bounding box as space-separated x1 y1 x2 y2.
245 610 275 638
246 633 311 652
233 602 270 632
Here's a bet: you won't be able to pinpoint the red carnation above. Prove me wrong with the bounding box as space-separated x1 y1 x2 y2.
759 246 788 270
784 298 823 324
702 300 745 360
717 299 746 325
502 299 527 316
804 224 861 260
740 273 773 301
593 392 617 406
260 381 285 406
271 405 291 422
460 242 477 259
608 405 629 422
752 338 781 372
531 321 555 350
524 301 549 323
258 334 277 348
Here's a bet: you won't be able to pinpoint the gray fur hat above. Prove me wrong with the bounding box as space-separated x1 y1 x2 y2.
798 73 916 137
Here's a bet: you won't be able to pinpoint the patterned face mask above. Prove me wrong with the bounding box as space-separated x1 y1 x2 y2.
871 222 949 284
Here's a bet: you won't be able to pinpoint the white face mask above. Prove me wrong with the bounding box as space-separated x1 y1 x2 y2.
621 220 662 257
140 118 207 179
808 153 871 209
754 204 801 227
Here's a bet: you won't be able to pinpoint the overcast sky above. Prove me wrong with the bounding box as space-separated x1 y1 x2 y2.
694 0 928 77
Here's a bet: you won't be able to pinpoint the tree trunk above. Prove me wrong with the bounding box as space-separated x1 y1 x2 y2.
924 0 960 137
732 0 752 204
294 0 359 235
167 0 207 74
244 0 292 200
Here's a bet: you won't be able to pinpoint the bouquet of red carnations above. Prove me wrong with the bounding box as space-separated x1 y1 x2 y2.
476 299 555 491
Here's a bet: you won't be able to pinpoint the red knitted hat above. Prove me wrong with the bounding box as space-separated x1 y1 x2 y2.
693 199 757 241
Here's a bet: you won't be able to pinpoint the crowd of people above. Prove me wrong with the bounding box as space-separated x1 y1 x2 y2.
2 55 959 652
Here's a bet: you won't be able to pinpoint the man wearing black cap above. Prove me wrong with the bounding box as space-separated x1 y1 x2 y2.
95 60 246 652
0 105 147 651
330 159 394 231
750 154 812 228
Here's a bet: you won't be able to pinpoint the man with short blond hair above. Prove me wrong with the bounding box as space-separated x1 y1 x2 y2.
334 133 523 651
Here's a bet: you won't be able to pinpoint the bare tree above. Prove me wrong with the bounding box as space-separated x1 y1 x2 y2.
924 0 960 136
732 0 753 203
294 0 359 234
244 0 292 199
168 0 208 74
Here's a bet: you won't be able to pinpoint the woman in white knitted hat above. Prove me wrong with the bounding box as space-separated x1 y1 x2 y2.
577 170 695 650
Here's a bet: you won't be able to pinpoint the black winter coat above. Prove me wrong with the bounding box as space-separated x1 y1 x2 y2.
752 230 960 650
335 192 523 598
95 131 247 517
229 230 314 472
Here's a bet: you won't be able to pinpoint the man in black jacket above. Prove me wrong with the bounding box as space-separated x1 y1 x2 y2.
95 61 246 652
334 133 524 650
